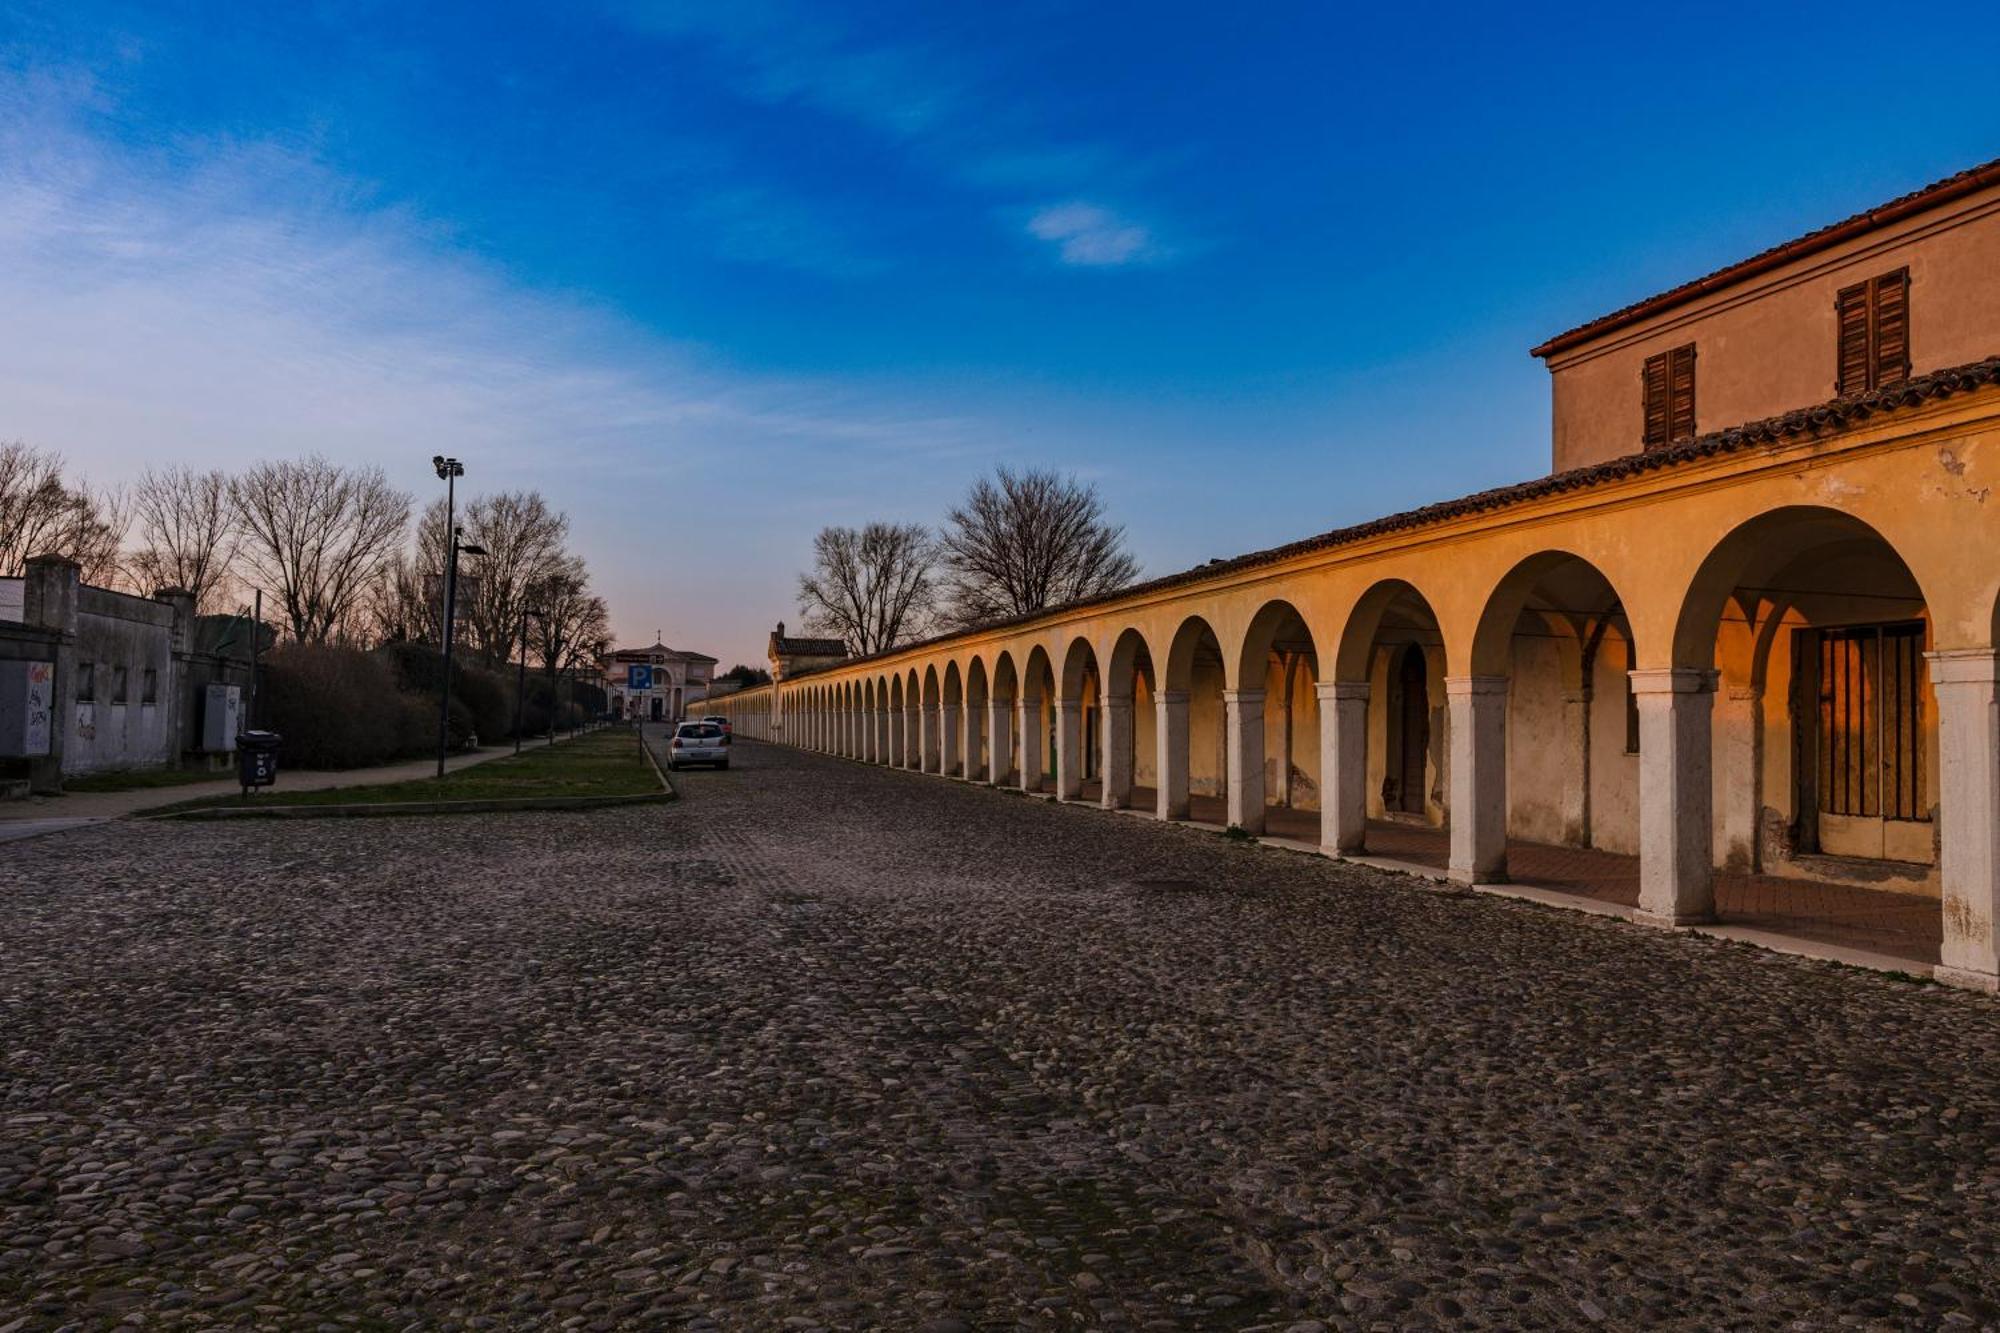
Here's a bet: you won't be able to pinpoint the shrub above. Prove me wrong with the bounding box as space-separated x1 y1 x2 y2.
258 644 406 769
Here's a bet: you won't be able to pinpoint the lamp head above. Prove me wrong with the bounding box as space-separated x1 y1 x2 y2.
458 541 489 557
432 456 462 480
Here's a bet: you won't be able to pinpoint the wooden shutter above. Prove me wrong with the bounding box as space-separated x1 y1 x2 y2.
1836 280 1871 395
1642 344 1695 449
1641 351 1669 448
1667 343 1696 442
1872 268 1910 389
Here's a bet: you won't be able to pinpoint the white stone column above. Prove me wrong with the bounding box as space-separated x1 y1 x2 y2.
1318 680 1369 854
1101 697 1134 809
1560 686 1591 847
960 702 978 781
1446 676 1509 884
940 703 962 777
1054 698 1084 799
919 705 937 773
876 708 891 765
1017 698 1043 793
1631 668 1715 925
986 699 1011 784
1929 650 2000 992
1719 683 1762 871
1155 689 1190 820
906 706 921 768
1224 688 1267 834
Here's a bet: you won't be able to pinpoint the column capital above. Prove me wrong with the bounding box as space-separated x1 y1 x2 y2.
1155 689 1190 704
1221 688 1266 705
1102 696 1133 712
1316 680 1370 703
1926 647 2000 685
1444 675 1509 697
1627 667 1717 695
1053 696 1083 712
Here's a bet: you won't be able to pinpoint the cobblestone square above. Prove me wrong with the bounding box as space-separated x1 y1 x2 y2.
4 741 1999 1330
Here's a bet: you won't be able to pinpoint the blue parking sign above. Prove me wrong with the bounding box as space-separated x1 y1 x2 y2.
628 664 653 690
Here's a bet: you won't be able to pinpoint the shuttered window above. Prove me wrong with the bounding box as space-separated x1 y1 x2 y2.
1641 343 1696 449
1835 268 1911 396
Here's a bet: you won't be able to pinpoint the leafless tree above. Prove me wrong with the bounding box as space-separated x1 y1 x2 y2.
129 466 238 610
527 559 612 719
796 521 939 654
356 552 439 646
938 466 1138 627
458 490 570 664
231 456 412 642
0 442 129 583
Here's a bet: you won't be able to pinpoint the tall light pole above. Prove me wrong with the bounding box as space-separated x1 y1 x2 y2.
432 457 487 778
515 606 547 755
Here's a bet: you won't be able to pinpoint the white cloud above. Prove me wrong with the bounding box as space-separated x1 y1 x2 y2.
1026 202 1157 267
0 67 989 666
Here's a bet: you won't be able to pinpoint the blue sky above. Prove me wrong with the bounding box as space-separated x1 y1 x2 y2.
3 2 1997 666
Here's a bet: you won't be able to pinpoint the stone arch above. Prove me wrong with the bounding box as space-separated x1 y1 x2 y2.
1644 505 1941 926
887 674 905 765
1055 637 1102 799
920 665 943 771
1099 627 1156 810
1018 645 1056 792
1468 551 1638 865
1155 616 1227 822
940 660 966 777
965 656 992 782
1222 600 1323 836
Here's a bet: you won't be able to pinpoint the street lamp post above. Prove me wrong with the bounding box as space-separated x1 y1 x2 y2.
432 457 487 779
515 607 547 755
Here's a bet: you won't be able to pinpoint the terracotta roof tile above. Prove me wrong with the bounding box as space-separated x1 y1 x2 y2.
798 355 2000 680
1531 156 2000 358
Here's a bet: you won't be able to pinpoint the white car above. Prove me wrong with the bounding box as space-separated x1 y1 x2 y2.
667 721 730 770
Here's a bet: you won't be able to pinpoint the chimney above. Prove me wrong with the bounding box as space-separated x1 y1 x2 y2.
775 621 786 639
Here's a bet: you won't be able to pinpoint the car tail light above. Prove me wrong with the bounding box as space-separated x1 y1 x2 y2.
672 738 684 748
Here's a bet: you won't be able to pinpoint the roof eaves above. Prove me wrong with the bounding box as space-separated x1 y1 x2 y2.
822 356 2000 676
1531 156 2000 359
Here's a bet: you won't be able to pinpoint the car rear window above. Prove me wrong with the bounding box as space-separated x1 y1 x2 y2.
678 724 722 739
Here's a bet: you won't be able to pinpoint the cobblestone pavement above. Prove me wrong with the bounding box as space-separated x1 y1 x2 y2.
5 741 2000 1331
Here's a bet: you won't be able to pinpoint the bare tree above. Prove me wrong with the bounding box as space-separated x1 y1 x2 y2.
129 466 238 610
0 442 128 583
938 466 1138 627
528 559 611 721
458 490 570 664
356 552 439 646
796 522 939 654
231 456 412 642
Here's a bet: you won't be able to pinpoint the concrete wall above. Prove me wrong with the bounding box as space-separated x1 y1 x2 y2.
1545 180 2000 471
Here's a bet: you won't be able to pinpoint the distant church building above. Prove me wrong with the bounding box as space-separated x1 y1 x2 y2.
602 640 717 722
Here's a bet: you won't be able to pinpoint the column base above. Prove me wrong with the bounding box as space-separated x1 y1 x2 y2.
1448 866 1507 887
1935 963 2000 994
1632 909 1718 929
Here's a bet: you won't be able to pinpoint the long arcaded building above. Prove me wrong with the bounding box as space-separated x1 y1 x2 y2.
703 157 2000 994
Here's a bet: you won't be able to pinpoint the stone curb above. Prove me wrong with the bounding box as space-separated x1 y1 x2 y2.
149 730 675 820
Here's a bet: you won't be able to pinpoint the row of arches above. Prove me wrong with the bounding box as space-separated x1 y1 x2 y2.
708 501 2000 991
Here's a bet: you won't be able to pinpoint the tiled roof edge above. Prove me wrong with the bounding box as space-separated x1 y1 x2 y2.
1531 157 2000 359
795 357 2000 680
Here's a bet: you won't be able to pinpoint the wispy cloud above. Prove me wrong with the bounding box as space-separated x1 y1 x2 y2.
614 0 1183 267
1026 203 1158 267
0 66 990 660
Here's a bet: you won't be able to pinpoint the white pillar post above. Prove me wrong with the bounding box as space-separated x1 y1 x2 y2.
1631 668 1716 925
941 703 962 777
1054 698 1084 799
1101 696 1134 809
1446 676 1509 883
919 704 937 772
1929 650 2000 992
876 707 890 764
986 698 1011 784
1017 698 1043 793
1719 683 1762 871
1155 689 1190 820
905 704 921 768
1224 688 1267 834
1318 680 1369 854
